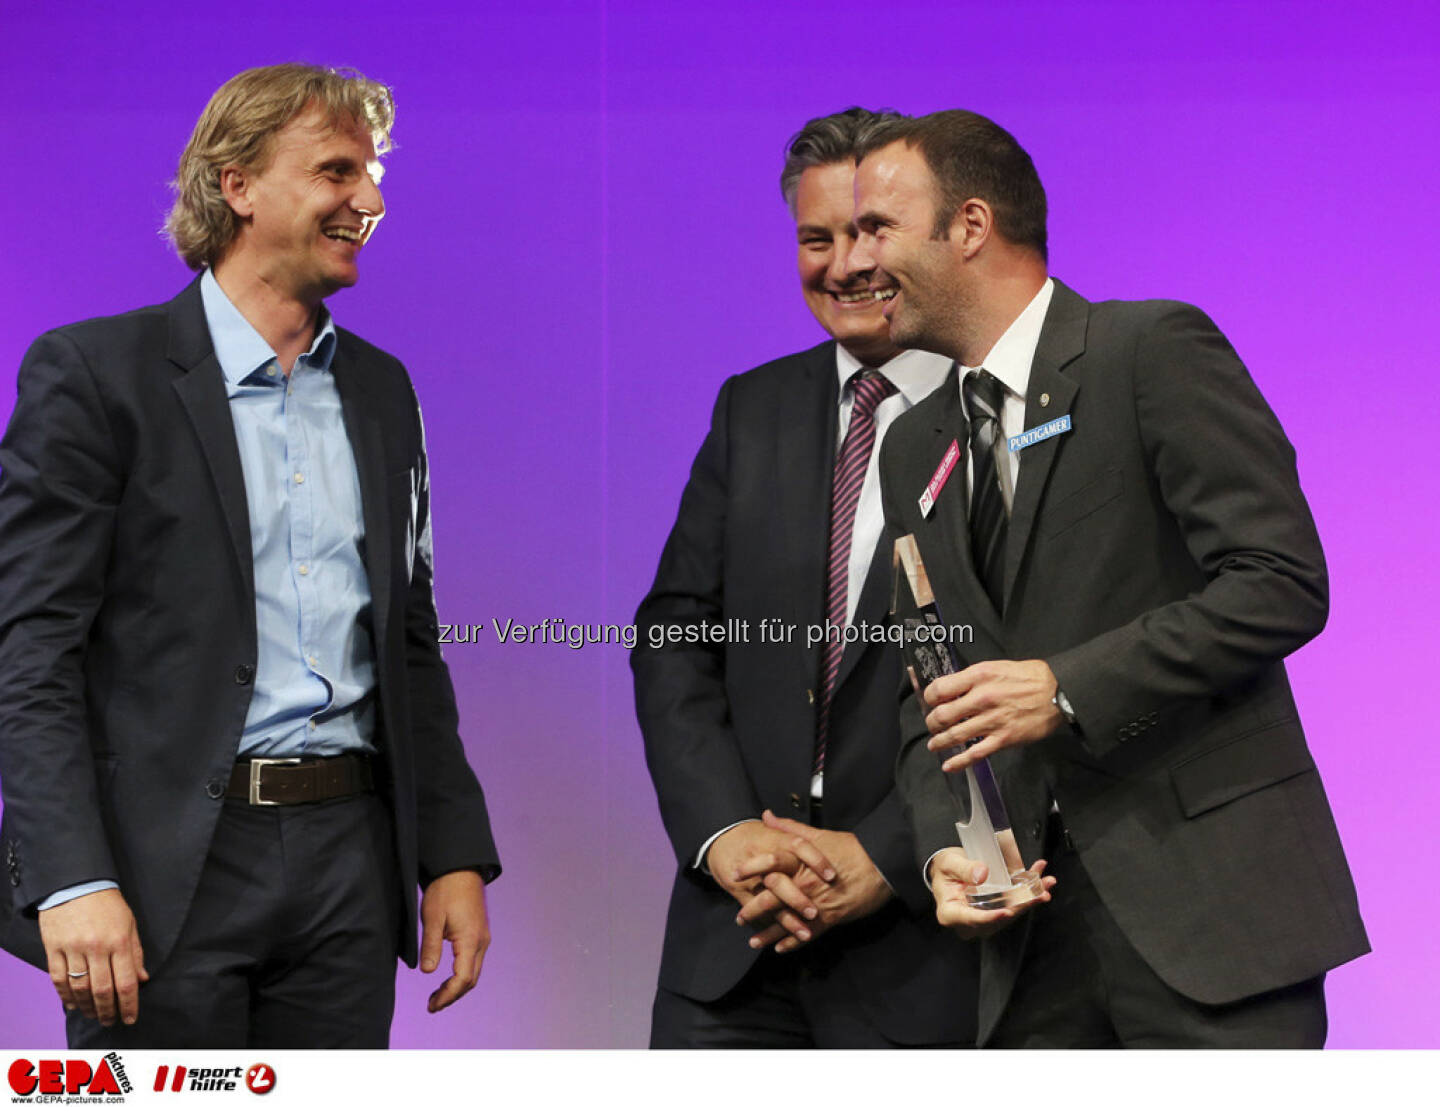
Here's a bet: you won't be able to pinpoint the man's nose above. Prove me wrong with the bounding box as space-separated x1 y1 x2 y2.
354 174 385 223
831 237 869 285
846 232 877 279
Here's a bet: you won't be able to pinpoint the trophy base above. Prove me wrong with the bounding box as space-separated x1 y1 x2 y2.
964 869 1044 911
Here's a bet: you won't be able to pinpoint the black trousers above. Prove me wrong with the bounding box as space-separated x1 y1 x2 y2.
651 938 972 1049
651 956 879 1048
989 818 1327 1048
67 792 400 1049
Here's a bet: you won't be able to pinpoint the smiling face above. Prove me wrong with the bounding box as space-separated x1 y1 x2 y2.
850 141 969 357
221 103 386 307
794 161 899 367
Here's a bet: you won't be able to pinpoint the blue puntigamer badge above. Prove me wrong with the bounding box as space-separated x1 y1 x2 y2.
1008 414 1072 453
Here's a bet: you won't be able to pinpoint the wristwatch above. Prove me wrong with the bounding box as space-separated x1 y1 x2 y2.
1052 687 1077 727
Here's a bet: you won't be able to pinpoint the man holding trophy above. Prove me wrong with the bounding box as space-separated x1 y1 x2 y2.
853 110 1368 1047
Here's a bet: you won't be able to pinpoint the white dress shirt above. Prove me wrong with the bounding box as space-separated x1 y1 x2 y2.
835 345 955 625
698 343 951 865
940 277 1061 864
958 278 1055 508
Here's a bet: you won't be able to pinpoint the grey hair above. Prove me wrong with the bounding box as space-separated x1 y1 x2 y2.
779 107 907 215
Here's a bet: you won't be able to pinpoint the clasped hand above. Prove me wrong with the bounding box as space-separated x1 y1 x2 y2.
708 812 890 954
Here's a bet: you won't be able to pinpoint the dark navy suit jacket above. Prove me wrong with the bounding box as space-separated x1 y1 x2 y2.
0 277 499 973
632 341 978 1044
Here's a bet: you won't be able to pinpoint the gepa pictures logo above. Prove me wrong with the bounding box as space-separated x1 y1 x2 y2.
7 1053 131 1097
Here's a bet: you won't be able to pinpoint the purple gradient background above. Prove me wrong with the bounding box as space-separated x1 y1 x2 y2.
1 0 1435 1048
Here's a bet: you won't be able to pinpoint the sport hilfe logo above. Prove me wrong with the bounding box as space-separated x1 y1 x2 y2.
7 1055 131 1096
151 1063 275 1094
244 1065 275 1095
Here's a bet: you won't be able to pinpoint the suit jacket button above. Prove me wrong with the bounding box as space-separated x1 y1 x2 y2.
234 664 255 685
1117 729 1128 742
206 778 226 800
788 793 803 809
9 874 18 887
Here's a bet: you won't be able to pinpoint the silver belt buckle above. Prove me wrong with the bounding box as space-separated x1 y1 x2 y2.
248 757 303 806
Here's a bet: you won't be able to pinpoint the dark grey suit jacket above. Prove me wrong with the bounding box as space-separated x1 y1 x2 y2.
880 281 1368 1043
0 277 499 973
632 341 977 1044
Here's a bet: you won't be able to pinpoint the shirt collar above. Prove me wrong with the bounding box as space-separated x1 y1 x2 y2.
958 276 1054 400
835 343 954 407
200 268 337 391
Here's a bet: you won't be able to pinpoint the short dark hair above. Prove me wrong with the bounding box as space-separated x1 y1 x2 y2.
858 109 1047 259
779 107 906 214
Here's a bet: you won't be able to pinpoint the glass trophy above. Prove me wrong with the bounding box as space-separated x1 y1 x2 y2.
892 534 1043 910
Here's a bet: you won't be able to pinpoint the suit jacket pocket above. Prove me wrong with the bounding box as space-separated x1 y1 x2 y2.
1039 466 1123 541
1170 720 1314 818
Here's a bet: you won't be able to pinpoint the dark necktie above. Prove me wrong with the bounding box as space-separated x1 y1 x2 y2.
814 370 897 777
965 368 1009 613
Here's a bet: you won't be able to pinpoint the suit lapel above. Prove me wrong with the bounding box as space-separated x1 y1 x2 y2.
333 335 393 656
914 372 1005 649
777 344 837 652
833 529 886 690
167 279 255 602
165 282 397 666
1002 281 1088 610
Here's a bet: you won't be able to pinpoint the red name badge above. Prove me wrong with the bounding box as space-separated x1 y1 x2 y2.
919 439 960 518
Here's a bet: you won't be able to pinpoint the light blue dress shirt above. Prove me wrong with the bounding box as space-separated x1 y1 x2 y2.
202 269 378 759
41 271 378 910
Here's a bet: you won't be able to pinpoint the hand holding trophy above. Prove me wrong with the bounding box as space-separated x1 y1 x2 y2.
892 535 1045 910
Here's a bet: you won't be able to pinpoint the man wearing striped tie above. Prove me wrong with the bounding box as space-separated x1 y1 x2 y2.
631 109 979 1047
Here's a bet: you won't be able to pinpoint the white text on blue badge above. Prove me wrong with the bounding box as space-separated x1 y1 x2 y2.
1008 414 1072 453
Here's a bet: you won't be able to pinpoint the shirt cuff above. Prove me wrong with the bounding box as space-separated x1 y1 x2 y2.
37 880 119 911
695 819 759 874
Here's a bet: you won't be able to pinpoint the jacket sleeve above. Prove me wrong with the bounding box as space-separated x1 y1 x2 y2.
402 390 501 885
850 774 942 914
1046 303 1329 758
631 377 763 865
0 331 123 910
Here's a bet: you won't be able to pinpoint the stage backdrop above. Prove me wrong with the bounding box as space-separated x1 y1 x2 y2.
1 0 1435 1048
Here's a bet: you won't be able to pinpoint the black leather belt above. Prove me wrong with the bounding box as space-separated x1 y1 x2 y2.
227 754 374 806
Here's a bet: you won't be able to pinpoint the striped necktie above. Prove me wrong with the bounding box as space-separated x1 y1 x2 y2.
814 369 896 777
965 368 1009 613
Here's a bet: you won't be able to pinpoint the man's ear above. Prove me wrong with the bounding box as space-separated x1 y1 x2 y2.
956 198 994 260
218 165 254 218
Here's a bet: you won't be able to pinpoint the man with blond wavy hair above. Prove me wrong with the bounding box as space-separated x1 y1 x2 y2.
0 63 500 1047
